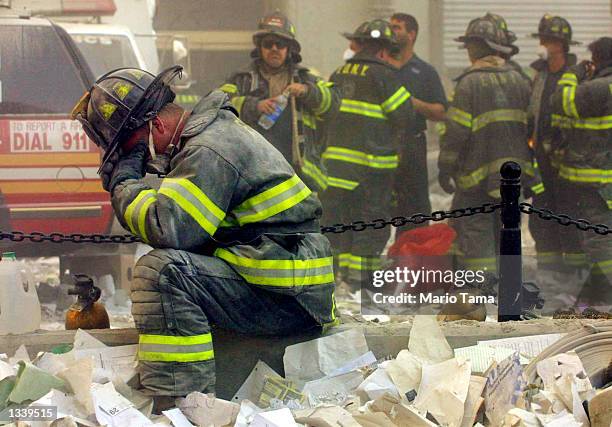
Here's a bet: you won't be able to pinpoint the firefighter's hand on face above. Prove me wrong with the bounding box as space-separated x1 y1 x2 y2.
438 171 456 195
257 98 278 115
285 83 308 98
99 142 148 193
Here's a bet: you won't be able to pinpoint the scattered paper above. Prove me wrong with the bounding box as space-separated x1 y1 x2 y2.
302 370 364 407
73 329 107 350
56 356 94 415
9 361 66 404
478 334 564 359
353 410 396 427
8 346 30 365
327 351 377 377
408 316 453 364
294 404 362 427
536 352 587 391
92 382 151 427
162 408 194 427
369 393 436 427
356 366 400 401
232 360 282 403
75 344 137 383
0 361 15 382
535 410 582 427
461 376 487 427
414 357 472 427
385 350 423 395
484 353 526 427
455 345 530 373
251 407 297 427
35 351 77 376
502 408 539 427
32 390 94 425
176 392 239 427
258 375 305 408
283 329 369 386
234 400 264 427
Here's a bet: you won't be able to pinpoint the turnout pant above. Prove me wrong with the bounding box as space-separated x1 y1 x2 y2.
395 132 432 225
562 184 612 305
132 249 318 396
529 153 586 271
450 190 500 274
321 171 392 289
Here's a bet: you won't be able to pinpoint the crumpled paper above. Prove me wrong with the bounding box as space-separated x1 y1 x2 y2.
176 392 240 427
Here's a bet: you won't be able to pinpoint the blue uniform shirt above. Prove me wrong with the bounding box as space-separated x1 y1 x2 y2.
396 54 448 133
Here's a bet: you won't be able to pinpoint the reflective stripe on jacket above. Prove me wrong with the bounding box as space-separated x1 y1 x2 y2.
113 91 338 326
439 56 542 198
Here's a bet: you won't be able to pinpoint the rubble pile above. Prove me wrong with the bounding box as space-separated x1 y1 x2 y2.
0 319 610 427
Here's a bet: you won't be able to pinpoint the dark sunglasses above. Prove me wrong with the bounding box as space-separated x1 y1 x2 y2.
261 38 289 49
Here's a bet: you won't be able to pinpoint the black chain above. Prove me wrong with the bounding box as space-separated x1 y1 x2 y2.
520 202 611 236
319 202 502 234
1 201 608 244
0 202 500 244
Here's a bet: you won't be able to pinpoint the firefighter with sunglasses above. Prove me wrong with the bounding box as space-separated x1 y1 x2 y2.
220 10 338 193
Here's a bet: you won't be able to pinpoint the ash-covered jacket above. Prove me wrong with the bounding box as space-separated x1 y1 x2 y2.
220 61 338 193
323 52 415 191
112 91 338 328
528 55 576 168
551 65 612 204
439 56 542 198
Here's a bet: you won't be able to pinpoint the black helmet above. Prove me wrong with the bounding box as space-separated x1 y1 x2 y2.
342 19 398 47
251 11 301 63
531 14 580 46
484 12 519 56
455 16 513 55
71 65 182 172
253 10 301 52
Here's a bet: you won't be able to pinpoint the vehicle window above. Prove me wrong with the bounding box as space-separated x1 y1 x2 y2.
0 25 88 115
70 34 140 78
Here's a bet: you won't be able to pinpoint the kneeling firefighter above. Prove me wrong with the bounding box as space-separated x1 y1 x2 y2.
71 66 338 409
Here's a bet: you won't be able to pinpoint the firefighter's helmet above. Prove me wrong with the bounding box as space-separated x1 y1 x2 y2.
253 10 301 52
484 12 519 56
531 14 580 45
455 16 513 55
342 19 398 47
71 66 182 172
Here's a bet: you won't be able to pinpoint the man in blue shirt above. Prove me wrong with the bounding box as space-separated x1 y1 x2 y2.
390 13 448 224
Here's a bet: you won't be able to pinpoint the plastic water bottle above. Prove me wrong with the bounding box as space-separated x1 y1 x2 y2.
258 93 289 130
0 252 41 335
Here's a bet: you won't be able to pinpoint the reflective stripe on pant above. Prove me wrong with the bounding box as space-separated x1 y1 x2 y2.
529 147 586 271
321 171 392 289
131 249 319 396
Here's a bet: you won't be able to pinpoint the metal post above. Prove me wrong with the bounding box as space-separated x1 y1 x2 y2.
498 161 523 321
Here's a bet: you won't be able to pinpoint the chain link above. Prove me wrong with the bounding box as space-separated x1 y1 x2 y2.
1 201 609 243
520 202 611 236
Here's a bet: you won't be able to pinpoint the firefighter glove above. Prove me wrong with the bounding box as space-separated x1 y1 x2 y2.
568 60 594 82
438 172 456 195
104 141 148 193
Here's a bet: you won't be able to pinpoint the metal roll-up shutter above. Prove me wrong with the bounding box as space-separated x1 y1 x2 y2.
443 0 612 77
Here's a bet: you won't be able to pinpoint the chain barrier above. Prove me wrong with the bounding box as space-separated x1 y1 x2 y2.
0 201 609 244
520 202 611 236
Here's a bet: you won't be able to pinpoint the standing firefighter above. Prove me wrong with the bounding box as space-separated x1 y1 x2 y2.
71 66 338 409
322 20 415 294
551 37 612 306
528 15 587 286
439 16 541 274
220 11 337 192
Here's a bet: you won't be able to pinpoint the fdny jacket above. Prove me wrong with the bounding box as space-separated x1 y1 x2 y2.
323 52 415 191
439 56 542 198
220 61 338 192
111 91 338 327
551 65 612 204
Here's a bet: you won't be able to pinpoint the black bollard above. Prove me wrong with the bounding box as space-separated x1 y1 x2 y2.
498 161 523 321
